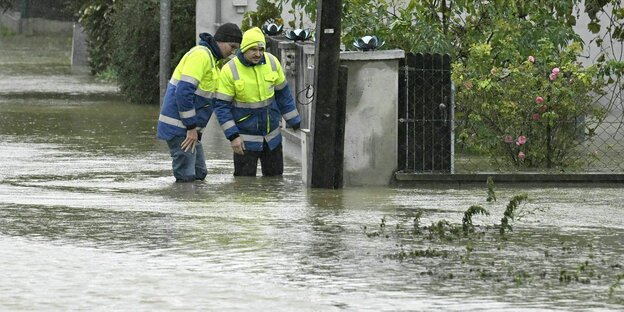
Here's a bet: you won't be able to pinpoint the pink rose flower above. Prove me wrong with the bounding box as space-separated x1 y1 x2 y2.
528 56 535 63
532 113 541 121
549 73 557 81
518 152 526 161
536 96 544 104
552 67 560 75
516 135 526 145
503 135 514 143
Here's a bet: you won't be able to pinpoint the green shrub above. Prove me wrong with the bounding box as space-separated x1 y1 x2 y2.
72 0 195 104
241 0 281 31
109 0 159 104
77 0 115 75
453 41 608 169
110 0 195 104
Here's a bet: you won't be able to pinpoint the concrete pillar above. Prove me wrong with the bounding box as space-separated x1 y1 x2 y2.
339 50 404 186
71 23 89 74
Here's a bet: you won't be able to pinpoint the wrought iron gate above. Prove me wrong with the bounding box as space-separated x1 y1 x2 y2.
398 53 453 173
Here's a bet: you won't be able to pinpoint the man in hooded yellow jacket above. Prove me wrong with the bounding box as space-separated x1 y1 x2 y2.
157 23 242 182
214 27 301 176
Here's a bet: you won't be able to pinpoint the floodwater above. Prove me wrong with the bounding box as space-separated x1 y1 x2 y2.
1 34 623 311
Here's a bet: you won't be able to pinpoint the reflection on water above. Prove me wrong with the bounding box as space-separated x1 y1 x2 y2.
1 34 623 311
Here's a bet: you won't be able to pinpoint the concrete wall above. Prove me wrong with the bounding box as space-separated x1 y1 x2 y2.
71 23 89 74
0 10 21 32
340 50 404 186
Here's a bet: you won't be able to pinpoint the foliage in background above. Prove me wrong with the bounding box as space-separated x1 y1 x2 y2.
109 0 195 104
260 0 313 29
65 0 195 104
453 41 608 169
241 0 282 31
255 0 623 65
108 0 159 103
0 0 11 13
1 0 74 24
342 0 453 54
73 0 115 75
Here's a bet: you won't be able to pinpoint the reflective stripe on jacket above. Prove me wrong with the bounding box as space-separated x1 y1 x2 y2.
214 52 301 151
157 45 219 140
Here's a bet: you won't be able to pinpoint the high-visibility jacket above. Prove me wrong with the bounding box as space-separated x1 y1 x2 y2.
157 41 220 141
214 51 301 151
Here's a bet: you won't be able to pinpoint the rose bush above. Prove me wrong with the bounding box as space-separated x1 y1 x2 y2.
453 40 608 169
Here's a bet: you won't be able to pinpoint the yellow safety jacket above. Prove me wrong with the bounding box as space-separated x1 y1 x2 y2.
157 44 219 140
214 52 301 151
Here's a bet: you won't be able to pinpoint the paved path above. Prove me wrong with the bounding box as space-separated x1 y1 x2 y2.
0 34 119 97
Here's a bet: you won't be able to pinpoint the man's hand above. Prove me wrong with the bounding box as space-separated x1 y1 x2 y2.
231 136 245 155
181 128 198 153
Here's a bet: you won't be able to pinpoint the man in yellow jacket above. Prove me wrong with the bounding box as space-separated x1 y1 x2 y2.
157 23 242 182
214 27 301 176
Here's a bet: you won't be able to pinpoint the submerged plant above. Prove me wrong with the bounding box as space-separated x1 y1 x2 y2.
391 247 449 261
412 209 423 234
462 205 490 234
486 176 496 202
609 274 623 300
363 216 389 238
361 184 621 302
500 193 529 235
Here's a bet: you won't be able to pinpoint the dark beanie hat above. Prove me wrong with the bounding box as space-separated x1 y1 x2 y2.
214 23 242 44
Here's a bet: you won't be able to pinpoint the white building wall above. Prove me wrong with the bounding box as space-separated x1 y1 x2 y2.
196 0 314 40
574 3 622 68
573 3 623 114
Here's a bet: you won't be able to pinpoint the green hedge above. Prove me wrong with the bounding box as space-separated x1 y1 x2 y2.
75 0 195 104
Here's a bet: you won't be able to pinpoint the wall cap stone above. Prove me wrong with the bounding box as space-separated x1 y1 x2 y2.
340 49 405 61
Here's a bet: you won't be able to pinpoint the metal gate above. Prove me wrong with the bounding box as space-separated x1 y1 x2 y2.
398 53 453 173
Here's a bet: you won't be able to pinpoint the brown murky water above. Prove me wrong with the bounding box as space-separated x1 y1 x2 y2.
1 34 623 311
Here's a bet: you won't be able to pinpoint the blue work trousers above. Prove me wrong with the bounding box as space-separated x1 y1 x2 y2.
166 136 207 182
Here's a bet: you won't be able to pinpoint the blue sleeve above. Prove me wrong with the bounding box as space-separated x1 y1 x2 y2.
275 84 301 127
175 80 198 128
214 98 240 140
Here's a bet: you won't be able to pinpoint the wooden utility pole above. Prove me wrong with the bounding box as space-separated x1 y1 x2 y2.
159 0 171 107
310 0 346 188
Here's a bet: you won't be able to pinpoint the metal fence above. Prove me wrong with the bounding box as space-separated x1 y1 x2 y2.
397 52 624 174
398 53 453 173
452 117 624 173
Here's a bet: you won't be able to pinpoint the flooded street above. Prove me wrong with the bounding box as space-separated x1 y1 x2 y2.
1 34 623 311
